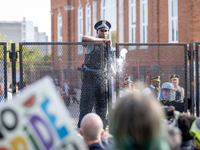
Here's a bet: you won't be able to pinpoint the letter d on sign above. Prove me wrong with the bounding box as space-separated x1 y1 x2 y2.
30 115 54 150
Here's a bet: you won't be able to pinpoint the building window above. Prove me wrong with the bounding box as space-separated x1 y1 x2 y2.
129 0 136 43
78 6 83 42
57 13 62 56
101 0 117 46
140 0 148 43
168 0 178 43
85 3 91 36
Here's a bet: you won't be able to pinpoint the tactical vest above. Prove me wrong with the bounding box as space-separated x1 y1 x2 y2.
175 87 183 101
84 45 107 70
149 86 159 99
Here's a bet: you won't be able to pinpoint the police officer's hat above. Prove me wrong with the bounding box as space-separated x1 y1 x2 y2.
170 74 180 80
150 76 160 82
94 20 111 31
125 76 133 83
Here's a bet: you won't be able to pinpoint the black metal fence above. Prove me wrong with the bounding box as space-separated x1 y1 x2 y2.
18 42 110 128
195 42 200 116
2 41 200 126
115 43 188 112
0 42 7 101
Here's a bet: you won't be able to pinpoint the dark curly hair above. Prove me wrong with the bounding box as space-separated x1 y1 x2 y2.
178 114 196 141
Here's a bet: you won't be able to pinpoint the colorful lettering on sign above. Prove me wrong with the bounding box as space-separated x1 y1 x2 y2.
41 98 68 139
10 136 27 150
0 148 9 150
24 126 40 150
1 108 18 131
30 115 54 150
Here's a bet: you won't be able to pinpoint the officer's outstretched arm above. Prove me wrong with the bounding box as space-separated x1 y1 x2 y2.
82 35 111 45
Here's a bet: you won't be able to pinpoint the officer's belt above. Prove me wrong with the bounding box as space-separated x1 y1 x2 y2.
85 65 103 73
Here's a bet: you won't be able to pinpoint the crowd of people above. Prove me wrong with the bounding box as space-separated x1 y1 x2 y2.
78 93 200 150
121 74 185 112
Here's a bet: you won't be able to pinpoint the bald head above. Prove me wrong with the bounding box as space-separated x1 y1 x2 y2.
80 113 104 141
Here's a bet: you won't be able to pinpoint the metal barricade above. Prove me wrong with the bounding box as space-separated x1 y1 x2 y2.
18 42 112 128
195 42 200 116
0 42 7 101
115 43 188 112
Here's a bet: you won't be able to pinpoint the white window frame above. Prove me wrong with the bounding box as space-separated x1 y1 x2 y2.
101 0 116 44
78 6 83 42
168 0 178 43
57 13 62 42
140 0 148 43
85 3 91 36
57 13 62 56
129 0 136 43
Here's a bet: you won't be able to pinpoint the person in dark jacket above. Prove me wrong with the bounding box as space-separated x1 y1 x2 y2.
159 82 184 112
178 114 196 150
79 113 113 150
77 20 128 128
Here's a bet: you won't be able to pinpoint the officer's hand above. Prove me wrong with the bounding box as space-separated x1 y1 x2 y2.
103 39 112 47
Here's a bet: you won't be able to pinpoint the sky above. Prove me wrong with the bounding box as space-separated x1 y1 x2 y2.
0 0 51 41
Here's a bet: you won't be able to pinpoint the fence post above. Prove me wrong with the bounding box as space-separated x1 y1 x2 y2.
9 43 17 95
19 43 24 90
59 59 63 99
196 43 199 116
3 43 7 100
184 44 188 113
107 42 112 133
189 43 194 114
115 43 120 101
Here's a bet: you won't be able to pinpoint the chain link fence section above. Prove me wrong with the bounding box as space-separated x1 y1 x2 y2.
115 43 188 111
195 43 200 116
0 43 7 102
19 42 106 127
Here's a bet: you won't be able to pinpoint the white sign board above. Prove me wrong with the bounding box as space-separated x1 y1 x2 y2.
0 76 87 150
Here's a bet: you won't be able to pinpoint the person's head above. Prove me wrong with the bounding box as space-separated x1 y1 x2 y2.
159 82 175 101
124 76 133 89
94 20 111 39
150 76 161 88
178 114 196 141
79 113 104 144
53 78 59 86
167 126 182 150
0 83 4 95
112 93 168 150
170 74 180 88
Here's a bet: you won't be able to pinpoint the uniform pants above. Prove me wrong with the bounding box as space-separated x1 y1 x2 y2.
78 76 107 128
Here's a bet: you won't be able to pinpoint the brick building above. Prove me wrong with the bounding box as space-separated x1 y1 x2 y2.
50 0 200 88
51 0 200 44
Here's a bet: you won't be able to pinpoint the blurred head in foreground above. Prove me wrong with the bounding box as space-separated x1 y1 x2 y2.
111 93 170 150
79 113 104 146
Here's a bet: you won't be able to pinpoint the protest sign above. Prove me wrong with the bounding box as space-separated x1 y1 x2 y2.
0 76 87 150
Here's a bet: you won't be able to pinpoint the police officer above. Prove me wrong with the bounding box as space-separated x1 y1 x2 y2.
170 74 185 101
159 82 184 112
78 20 127 128
159 82 176 106
142 76 160 99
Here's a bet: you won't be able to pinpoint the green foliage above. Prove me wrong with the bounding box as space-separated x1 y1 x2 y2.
0 31 51 69
22 45 51 70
